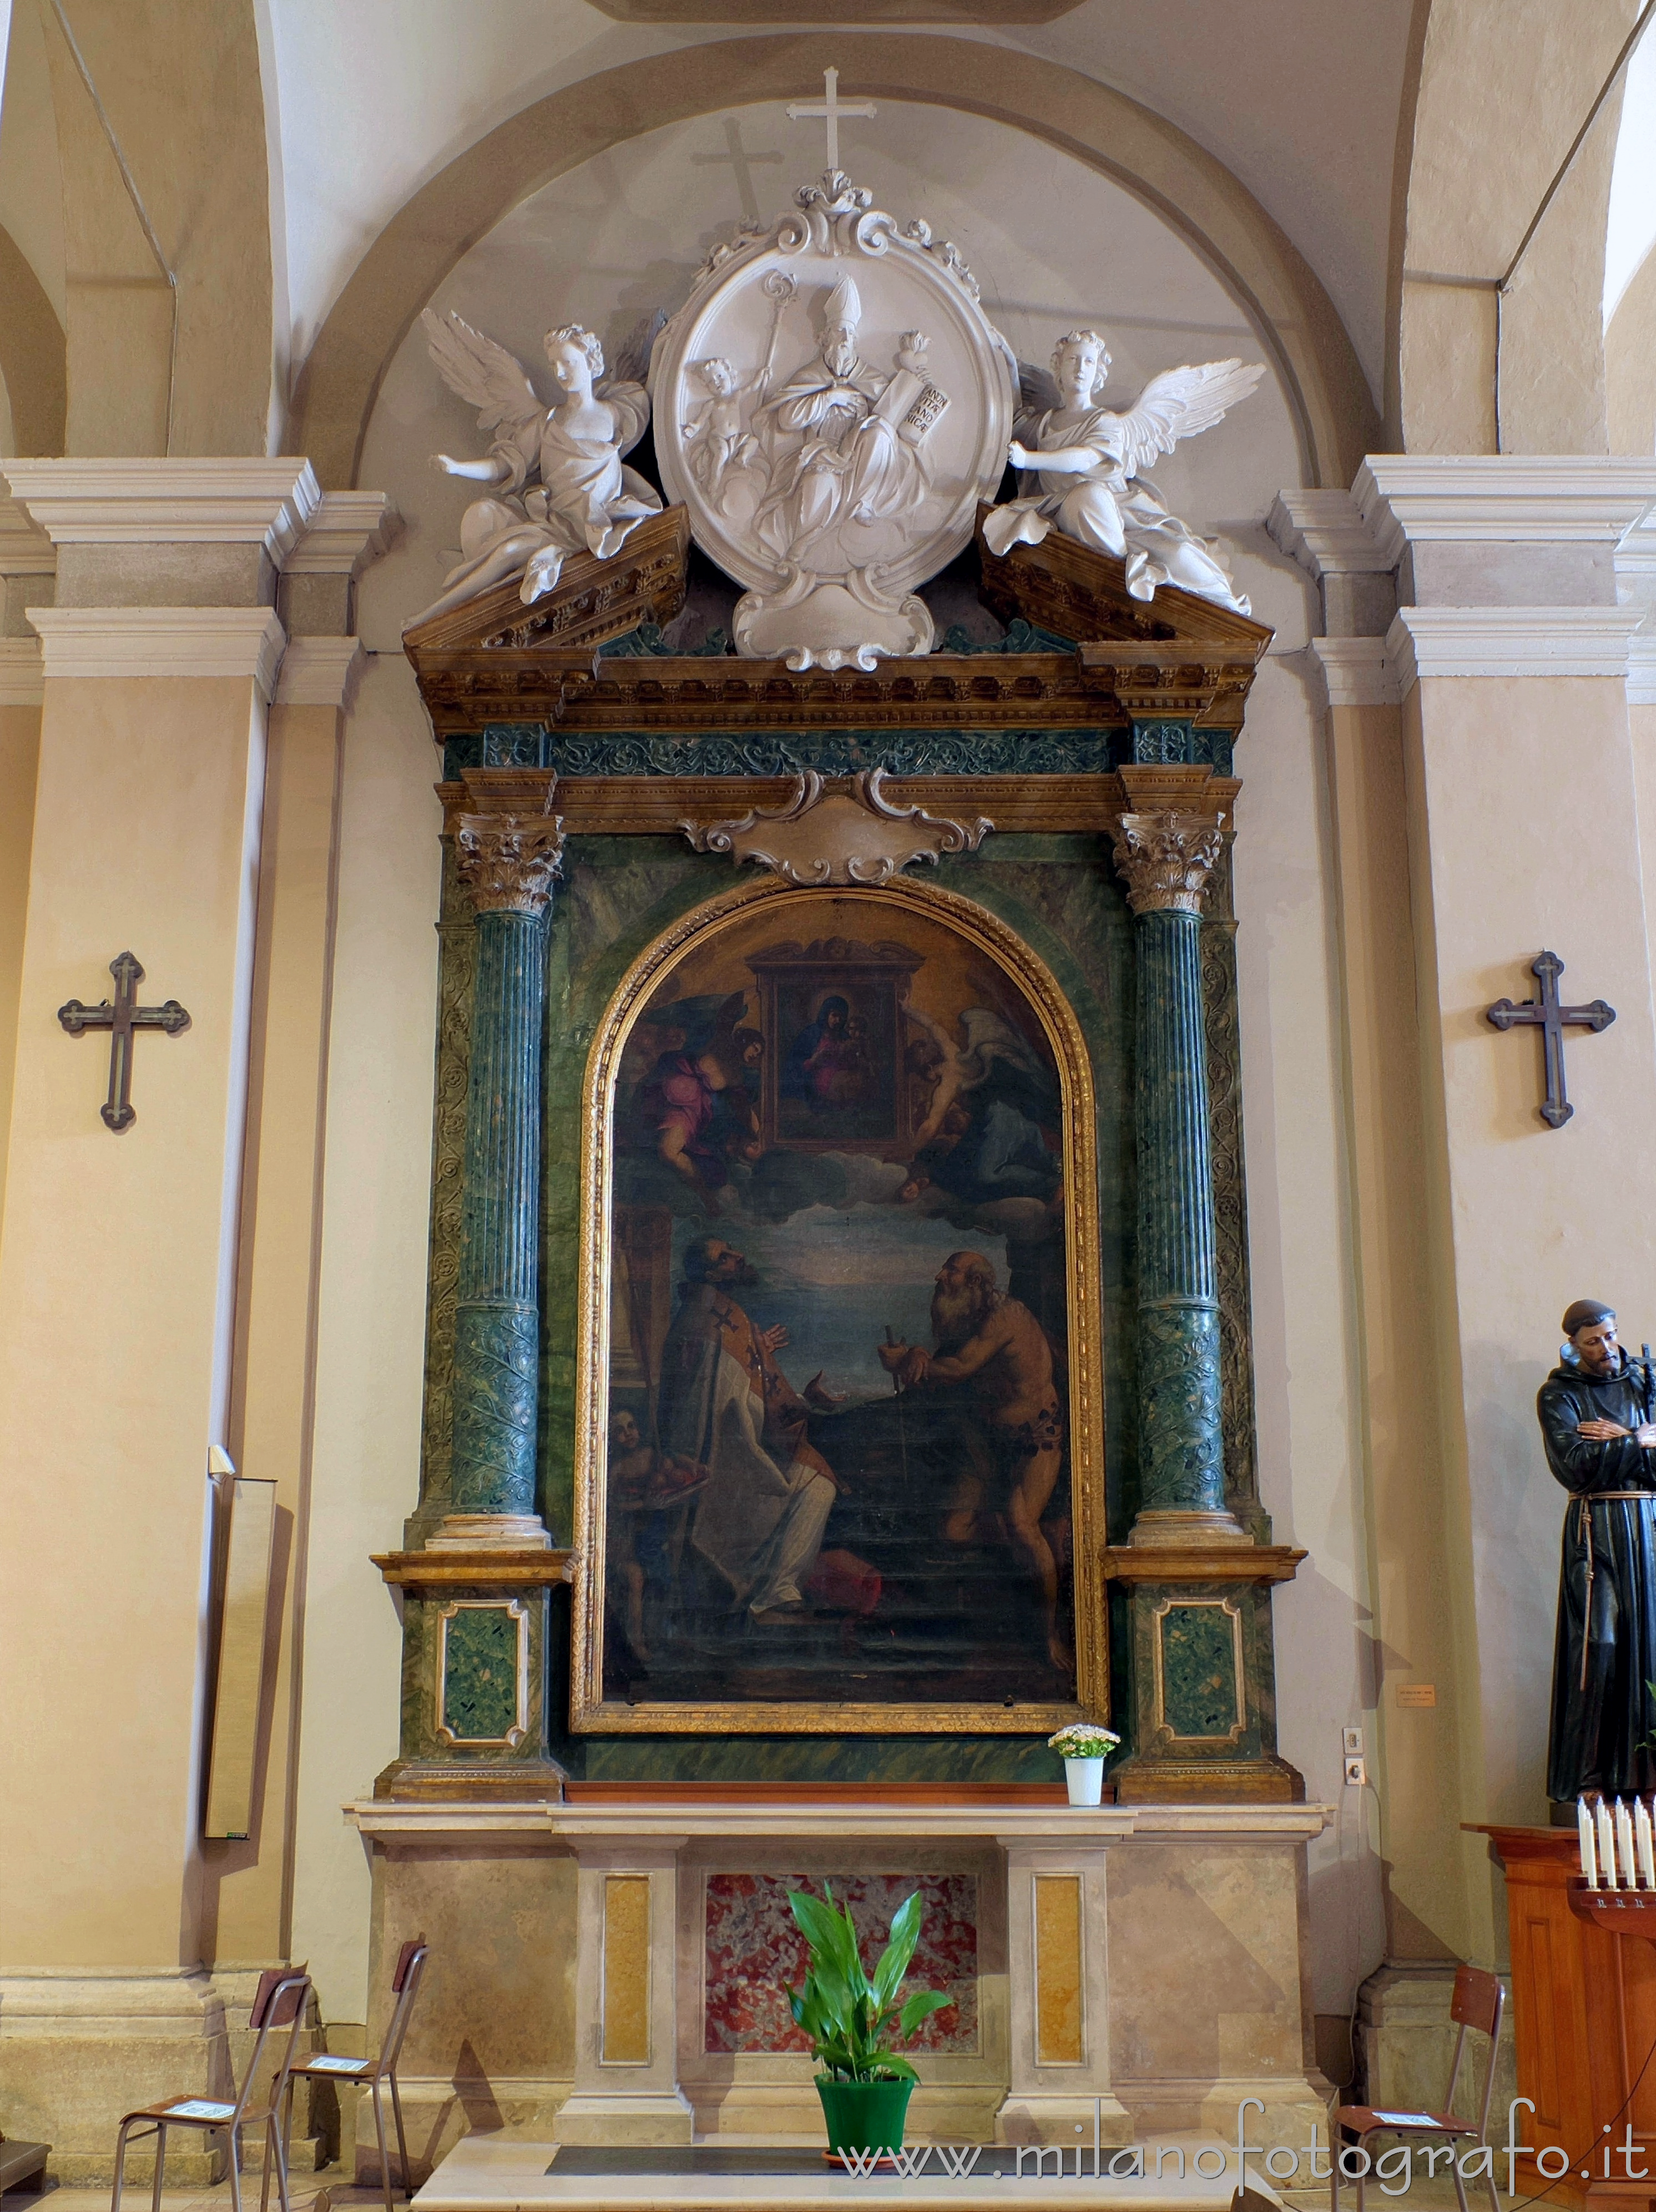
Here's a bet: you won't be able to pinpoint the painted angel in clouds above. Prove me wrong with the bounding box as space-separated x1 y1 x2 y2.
405 311 660 631
982 330 1263 615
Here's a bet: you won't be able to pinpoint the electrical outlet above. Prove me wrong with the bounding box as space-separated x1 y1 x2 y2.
1344 1755 1367 1788
1342 1727 1364 1758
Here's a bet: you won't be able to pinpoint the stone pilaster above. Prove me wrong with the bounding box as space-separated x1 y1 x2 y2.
435 777 564 1548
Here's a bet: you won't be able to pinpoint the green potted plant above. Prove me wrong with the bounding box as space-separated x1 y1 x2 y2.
786 1885 951 2163
1048 1720 1122 1805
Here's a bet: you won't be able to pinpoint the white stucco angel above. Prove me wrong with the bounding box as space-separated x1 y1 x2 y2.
406 311 661 630
982 329 1263 615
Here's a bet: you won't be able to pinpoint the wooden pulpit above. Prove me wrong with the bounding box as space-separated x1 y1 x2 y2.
1474 1825 1656 2206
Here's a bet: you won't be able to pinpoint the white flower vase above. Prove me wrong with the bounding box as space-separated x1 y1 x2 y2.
1064 1756 1105 1806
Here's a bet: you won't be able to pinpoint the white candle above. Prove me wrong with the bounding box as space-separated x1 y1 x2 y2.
1581 1796 1601 1887
1618 1798 1638 1889
1637 1799 1655 1890
1598 1798 1620 1888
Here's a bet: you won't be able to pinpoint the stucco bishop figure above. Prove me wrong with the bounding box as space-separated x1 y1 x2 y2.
1538 1299 1656 1805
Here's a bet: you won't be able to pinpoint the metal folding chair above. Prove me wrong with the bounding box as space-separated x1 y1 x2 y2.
1332 1963 1504 2212
285 1938 428 2212
112 1968 311 2212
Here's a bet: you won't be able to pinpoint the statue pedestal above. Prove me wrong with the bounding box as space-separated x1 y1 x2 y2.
401 504 689 657
1473 1824 1656 2204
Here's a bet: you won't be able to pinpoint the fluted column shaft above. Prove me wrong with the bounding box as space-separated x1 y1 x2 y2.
452 907 547 1517
441 778 564 1541
1112 808 1230 1525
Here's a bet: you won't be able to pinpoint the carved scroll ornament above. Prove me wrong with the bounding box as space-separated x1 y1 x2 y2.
680 766 991 885
1110 808 1225 916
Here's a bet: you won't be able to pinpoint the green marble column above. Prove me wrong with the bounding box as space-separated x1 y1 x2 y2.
1111 806 1238 1536
438 795 565 1546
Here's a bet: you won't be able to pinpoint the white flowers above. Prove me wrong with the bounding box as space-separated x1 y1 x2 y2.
1047 1723 1120 1759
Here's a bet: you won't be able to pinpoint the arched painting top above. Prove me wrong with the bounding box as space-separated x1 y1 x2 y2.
572 871 1108 1735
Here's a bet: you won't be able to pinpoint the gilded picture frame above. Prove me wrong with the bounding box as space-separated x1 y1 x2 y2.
572 870 1107 1735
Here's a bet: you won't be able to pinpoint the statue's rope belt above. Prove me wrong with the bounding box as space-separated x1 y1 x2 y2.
1577 1491 1656 1690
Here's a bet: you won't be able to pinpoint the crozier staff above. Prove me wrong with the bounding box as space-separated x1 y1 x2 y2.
1538 1298 1656 1805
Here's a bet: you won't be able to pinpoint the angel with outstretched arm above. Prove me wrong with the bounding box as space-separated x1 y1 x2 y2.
981 329 1263 615
405 312 660 631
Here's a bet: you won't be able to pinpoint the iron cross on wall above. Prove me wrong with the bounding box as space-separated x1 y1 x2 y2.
1486 950 1614 1128
58 951 190 1131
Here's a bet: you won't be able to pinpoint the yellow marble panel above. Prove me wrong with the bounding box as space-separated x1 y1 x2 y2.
602 1874 652 2064
1034 1874 1083 2065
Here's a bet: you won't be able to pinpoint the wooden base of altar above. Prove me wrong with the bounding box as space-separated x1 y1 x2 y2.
1473 1825 1656 2206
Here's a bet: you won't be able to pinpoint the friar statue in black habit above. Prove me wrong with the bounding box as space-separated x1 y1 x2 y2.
1538 1298 1656 1805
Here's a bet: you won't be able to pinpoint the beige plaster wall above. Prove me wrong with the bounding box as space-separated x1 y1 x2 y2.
1320 696 1470 1967
1228 644 1380 2023
0 698 39 1239
1607 247 1656 456
36 0 274 457
1397 0 1638 454
288 651 442 2025
206 698 346 1971
1401 670 1656 1960
0 671 267 1971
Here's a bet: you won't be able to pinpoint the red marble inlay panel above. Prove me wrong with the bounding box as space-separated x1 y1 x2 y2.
703 1872 978 2054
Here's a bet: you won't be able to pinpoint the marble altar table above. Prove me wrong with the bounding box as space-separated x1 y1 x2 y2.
345 1791 1332 2176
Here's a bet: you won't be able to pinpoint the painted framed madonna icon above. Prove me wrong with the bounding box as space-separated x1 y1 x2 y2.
572 877 1105 1734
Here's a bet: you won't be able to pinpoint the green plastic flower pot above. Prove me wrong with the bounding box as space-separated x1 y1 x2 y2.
815 2077 915 2159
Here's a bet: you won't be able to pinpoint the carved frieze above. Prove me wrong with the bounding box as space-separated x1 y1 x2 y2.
680 765 991 884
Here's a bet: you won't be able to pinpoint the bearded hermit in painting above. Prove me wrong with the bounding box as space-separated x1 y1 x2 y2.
656 1236 841 1628
879 1251 1070 1673
1538 1298 1656 1805
754 276 937 574
982 328 1262 616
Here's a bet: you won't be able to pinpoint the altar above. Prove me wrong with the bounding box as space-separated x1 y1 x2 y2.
352 107 1327 2204
347 1789 1332 2175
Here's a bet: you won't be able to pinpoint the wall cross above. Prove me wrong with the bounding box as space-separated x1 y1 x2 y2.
58 950 191 1132
1485 949 1614 1128
786 67 876 172
692 118 782 225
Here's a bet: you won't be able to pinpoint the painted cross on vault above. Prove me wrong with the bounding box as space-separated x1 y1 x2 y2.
1485 949 1615 1128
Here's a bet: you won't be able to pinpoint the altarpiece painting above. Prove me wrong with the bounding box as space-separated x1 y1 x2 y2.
573 882 1106 1735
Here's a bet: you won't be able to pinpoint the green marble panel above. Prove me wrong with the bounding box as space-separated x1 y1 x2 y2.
1158 1601 1241 1740
440 1604 522 1743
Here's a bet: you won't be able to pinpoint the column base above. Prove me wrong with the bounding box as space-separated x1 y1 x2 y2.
995 2094 1132 2150
427 1513 551 1550
0 1968 231 2186
1110 1749 1305 1803
1128 1509 1250 1546
376 1756 568 1801
553 2090 695 2147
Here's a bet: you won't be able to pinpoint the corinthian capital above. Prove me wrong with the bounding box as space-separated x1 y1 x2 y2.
454 812 565 915
1110 809 1224 917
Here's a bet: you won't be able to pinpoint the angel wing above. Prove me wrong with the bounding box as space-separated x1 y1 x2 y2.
1103 358 1265 478
422 308 543 436
1017 357 1062 423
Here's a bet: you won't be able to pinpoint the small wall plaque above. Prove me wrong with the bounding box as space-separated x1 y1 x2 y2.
1397 1683 1437 1708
